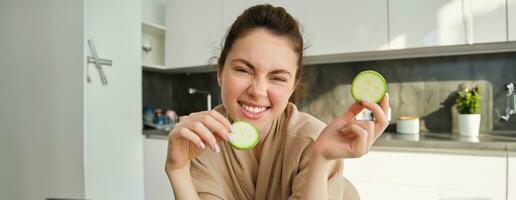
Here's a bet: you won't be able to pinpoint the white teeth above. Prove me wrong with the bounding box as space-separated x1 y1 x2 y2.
241 103 267 114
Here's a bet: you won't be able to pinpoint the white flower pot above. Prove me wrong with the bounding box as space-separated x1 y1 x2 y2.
458 114 481 137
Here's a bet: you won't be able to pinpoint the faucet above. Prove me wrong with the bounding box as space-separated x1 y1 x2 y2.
500 82 516 121
188 88 212 111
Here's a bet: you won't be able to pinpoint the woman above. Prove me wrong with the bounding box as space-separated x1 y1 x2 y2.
165 4 389 200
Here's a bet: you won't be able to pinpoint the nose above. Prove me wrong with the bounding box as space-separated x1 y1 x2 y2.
248 77 267 98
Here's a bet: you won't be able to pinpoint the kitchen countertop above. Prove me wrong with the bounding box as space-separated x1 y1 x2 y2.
373 132 516 152
143 129 516 152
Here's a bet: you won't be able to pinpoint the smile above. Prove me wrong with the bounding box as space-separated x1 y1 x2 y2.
240 102 268 113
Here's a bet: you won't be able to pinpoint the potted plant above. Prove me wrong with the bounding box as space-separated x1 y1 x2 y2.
455 85 481 137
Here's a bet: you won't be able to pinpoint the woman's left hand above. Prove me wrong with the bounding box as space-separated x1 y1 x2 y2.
313 94 390 160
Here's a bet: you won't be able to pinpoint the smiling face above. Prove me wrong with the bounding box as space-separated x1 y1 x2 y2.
217 28 299 133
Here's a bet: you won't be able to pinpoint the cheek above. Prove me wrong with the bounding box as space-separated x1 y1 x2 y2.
268 86 294 107
222 75 248 99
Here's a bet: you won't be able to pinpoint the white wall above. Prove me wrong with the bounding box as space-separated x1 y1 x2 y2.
0 0 86 199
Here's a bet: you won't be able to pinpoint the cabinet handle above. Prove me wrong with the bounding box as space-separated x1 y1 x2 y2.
87 39 112 85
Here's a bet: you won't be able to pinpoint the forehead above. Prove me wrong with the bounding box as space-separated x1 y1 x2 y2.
226 28 298 74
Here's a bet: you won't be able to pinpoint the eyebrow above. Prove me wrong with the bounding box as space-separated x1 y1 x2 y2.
231 58 292 77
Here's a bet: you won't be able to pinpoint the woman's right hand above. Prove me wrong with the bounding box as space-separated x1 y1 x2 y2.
165 110 233 170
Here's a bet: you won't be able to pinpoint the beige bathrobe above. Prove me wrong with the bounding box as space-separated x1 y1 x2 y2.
190 103 358 200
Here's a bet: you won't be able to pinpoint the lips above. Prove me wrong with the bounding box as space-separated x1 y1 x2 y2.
238 101 270 119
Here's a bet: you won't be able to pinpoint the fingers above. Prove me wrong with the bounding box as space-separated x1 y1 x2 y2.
178 127 206 150
340 123 369 158
340 103 364 123
189 111 232 141
173 111 233 154
353 121 375 148
361 101 388 138
189 121 220 153
208 110 233 133
200 111 232 142
379 93 390 115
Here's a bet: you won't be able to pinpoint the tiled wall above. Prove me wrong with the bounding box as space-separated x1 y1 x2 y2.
143 52 516 133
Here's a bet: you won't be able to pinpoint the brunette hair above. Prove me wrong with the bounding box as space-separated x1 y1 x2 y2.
217 4 305 103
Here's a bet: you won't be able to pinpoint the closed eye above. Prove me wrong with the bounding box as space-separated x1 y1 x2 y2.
272 77 287 82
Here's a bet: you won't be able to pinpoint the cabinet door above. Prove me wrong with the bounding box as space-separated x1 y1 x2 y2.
166 1 222 68
509 151 516 200
290 0 388 56
144 138 175 200
84 0 144 199
510 0 516 41
389 0 466 49
464 0 507 44
344 151 507 200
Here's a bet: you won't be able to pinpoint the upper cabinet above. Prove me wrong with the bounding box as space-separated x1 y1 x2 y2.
389 0 508 49
510 0 516 41
164 0 514 70
389 0 467 49
214 0 389 62
291 0 388 56
464 0 507 44
166 1 222 69
142 0 166 69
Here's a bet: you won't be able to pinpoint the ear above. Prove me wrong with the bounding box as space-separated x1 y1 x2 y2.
216 65 222 87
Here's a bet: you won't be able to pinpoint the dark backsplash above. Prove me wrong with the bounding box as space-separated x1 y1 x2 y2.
143 52 516 132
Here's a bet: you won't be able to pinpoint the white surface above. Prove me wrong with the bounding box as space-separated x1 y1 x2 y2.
510 0 516 41
0 0 86 199
142 22 166 67
510 152 516 200
389 0 466 49
464 0 507 44
166 0 222 68
344 150 507 200
292 0 389 56
143 0 166 26
84 0 144 199
144 138 175 200
458 114 481 137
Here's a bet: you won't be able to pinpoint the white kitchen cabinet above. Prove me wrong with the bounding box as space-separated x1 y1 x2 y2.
464 0 507 44
289 0 388 56
166 0 222 69
343 150 507 200
221 0 389 57
509 151 516 200
0 0 144 199
142 0 167 70
510 0 516 41
144 137 175 200
389 0 467 49
142 22 167 69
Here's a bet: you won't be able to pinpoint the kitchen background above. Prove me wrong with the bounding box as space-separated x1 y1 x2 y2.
3 0 516 200
144 51 516 133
